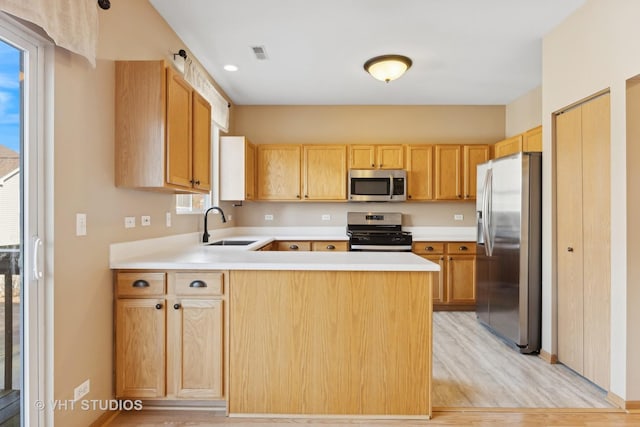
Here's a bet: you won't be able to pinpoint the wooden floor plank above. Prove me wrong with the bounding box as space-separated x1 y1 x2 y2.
432 312 612 408
106 409 638 426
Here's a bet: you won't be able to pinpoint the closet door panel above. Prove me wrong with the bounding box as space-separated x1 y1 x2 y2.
581 93 611 389
556 105 585 375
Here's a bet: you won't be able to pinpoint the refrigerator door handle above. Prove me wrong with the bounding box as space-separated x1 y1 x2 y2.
483 169 493 256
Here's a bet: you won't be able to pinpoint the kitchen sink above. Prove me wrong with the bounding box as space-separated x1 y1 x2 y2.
206 240 257 246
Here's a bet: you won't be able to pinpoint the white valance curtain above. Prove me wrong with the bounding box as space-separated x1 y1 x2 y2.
0 0 98 66
183 59 230 132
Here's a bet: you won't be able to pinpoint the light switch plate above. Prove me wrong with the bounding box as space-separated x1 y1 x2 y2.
76 213 87 236
141 215 151 226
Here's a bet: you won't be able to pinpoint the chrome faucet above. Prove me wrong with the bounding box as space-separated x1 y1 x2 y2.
202 206 227 243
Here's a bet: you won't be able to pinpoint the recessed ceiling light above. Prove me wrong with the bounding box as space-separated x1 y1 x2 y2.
224 64 239 72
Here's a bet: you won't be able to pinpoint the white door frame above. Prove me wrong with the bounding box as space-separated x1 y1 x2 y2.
0 12 54 427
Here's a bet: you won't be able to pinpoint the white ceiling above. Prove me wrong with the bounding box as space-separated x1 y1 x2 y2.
149 0 585 106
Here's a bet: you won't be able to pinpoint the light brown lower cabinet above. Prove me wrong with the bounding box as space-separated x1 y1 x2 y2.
114 270 226 400
412 242 476 310
273 240 347 252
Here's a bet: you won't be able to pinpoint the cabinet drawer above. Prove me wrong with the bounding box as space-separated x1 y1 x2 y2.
116 272 165 297
275 241 311 251
174 272 224 296
412 242 445 255
446 242 476 254
311 241 348 252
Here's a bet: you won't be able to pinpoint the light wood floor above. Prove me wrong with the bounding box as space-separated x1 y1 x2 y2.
106 409 639 426
106 312 628 426
432 311 613 408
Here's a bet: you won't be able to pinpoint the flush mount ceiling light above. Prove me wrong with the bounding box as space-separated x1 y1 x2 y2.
364 54 413 83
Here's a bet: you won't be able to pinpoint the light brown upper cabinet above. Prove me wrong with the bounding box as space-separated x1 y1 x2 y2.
257 145 302 200
434 144 490 200
302 145 347 200
463 145 491 199
115 60 211 193
494 125 542 159
406 145 434 200
523 125 542 152
220 136 256 201
349 145 404 169
257 144 348 201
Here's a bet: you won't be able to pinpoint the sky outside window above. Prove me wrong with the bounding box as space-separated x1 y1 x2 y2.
0 40 19 153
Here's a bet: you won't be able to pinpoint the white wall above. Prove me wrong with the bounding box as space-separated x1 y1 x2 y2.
505 86 542 137
542 0 640 402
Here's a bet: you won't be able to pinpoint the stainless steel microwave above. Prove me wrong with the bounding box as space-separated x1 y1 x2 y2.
348 169 407 202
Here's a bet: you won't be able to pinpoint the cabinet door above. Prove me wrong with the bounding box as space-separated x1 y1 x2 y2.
257 145 301 200
349 145 376 169
377 145 404 169
166 67 193 189
523 126 542 152
434 145 462 200
406 145 433 200
116 299 166 398
191 91 211 192
494 135 522 159
303 145 347 200
463 145 490 200
423 255 445 304
245 142 256 200
169 299 223 399
446 255 476 304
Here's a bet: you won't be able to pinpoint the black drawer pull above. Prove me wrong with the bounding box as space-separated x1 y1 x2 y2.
326 245 335 250
132 280 150 288
189 280 207 288
426 246 434 251
459 246 468 251
155 303 163 310
289 244 299 250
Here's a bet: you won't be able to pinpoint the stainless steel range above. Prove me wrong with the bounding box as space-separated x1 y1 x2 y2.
347 212 412 252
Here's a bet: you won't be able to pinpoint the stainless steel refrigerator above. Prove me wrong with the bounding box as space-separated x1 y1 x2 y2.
475 152 542 354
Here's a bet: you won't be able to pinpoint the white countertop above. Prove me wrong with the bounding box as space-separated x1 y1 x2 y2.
110 246 439 272
109 226 476 272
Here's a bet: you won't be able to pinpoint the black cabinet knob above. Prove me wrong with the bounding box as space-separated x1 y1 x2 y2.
173 303 181 310
155 303 163 310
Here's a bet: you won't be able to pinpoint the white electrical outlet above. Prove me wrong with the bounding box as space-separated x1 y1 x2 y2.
264 214 274 221
76 213 87 236
454 214 464 221
141 215 151 226
166 212 172 227
74 379 90 401
227 214 233 221
321 214 331 221
124 216 136 228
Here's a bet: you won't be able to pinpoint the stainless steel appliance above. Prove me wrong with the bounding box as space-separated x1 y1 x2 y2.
347 212 412 251
476 152 542 354
348 169 406 202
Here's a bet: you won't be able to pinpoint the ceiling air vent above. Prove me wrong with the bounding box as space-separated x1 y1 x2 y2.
251 45 269 60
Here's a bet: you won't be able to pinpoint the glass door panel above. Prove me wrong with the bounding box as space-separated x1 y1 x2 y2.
0 38 21 425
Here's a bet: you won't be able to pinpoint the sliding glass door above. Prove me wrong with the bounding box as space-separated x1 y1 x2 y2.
0 14 48 427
